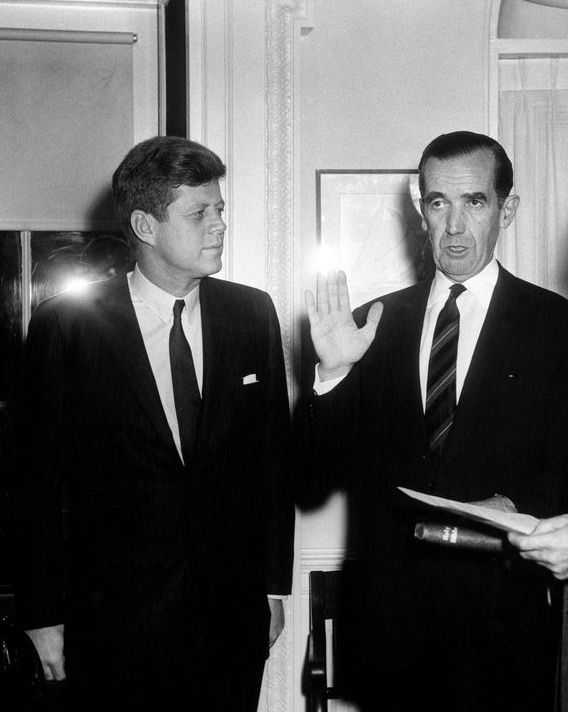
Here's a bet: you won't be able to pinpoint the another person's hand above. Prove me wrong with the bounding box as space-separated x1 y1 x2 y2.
470 494 517 513
268 598 285 648
508 514 568 579
305 270 383 381
25 624 66 681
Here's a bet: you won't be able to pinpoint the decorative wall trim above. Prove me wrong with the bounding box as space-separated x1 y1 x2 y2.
260 596 293 712
299 548 345 595
224 0 235 281
263 6 314 708
265 0 313 388
3 0 166 7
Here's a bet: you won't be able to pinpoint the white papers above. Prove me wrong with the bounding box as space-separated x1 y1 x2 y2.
397 486 539 535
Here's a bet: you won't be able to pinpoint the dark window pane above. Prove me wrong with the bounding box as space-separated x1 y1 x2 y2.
0 232 22 406
31 231 133 311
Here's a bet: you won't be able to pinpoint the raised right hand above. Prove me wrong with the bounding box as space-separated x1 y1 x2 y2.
305 270 383 380
26 624 66 681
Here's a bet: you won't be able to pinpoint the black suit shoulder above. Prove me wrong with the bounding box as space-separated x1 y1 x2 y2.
494 268 568 355
30 274 126 321
352 281 429 329
498 266 568 311
201 275 274 310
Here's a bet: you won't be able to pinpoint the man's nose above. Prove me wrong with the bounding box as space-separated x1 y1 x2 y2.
446 206 465 235
211 214 226 234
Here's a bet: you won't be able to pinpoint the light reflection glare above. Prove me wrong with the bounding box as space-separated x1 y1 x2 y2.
314 244 341 275
61 276 91 295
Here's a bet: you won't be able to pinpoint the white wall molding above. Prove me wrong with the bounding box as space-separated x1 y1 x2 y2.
299 547 345 594
6 0 166 8
265 0 313 390
187 3 318 708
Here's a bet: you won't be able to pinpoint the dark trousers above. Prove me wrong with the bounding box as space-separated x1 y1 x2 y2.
20 657 266 712
66 658 266 711
347 634 556 712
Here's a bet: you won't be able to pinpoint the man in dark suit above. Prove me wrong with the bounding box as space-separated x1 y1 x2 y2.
14 136 294 710
300 131 568 711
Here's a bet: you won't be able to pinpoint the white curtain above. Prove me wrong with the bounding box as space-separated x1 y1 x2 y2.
499 57 568 297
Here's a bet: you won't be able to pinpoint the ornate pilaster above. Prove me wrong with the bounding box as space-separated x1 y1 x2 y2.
265 0 312 387
264 4 313 710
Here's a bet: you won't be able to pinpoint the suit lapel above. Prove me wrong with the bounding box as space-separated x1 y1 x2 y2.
443 265 518 459
388 280 431 445
198 278 235 440
402 281 431 414
99 276 177 453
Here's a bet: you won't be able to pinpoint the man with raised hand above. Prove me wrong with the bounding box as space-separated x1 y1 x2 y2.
300 131 568 711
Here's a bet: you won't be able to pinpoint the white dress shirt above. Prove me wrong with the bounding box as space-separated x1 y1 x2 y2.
128 266 203 464
314 258 499 405
418 258 498 409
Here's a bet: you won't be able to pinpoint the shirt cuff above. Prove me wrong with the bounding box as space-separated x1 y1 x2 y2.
313 363 350 395
268 594 287 600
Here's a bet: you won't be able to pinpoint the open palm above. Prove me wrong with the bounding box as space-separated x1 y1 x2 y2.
305 271 383 375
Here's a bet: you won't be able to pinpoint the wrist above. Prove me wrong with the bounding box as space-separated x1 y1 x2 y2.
317 363 351 382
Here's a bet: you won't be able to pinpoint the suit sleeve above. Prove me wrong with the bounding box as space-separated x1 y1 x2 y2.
12 303 70 629
261 294 294 595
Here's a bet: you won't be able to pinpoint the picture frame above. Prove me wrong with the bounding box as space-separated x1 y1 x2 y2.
316 169 428 309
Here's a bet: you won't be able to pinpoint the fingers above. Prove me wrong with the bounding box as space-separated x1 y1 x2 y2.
52 657 66 681
508 518 568 579
41 654 66 682
360 300 383 343
516 548 568 579
509 516 568 551
316 271 331 314
531 514 568 534
305 289 317 322
367 300 384 327
312 271 351 315
336 270 351 312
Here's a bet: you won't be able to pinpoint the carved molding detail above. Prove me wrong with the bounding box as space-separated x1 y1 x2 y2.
263 0 295 690
264 0 312 386
263 3 313 709
259 598 294 712
265 0 295 386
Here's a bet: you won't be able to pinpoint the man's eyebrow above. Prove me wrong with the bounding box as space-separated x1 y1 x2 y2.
185 199 225 210
423 191 445 203
423 191 488 203
463 191 487 201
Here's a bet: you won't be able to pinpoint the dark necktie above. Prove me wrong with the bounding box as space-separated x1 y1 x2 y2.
169 299 201 465
425 283 466 455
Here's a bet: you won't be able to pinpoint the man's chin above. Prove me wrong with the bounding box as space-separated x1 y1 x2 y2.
202 258 223 277
438 255 477 281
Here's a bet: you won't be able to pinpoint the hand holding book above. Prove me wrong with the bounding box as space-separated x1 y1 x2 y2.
398 486 539 534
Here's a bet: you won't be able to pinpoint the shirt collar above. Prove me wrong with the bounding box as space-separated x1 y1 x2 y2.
129 264 200 323
428 258 499 310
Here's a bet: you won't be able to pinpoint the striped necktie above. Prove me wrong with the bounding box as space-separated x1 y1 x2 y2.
425 283 466 455
169 299 201 465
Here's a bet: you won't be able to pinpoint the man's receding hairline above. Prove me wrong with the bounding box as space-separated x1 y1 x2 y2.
420 148 500 195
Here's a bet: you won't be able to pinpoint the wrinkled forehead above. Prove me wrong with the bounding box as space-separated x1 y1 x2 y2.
421 149 497 198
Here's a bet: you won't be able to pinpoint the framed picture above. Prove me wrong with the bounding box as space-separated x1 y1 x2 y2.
316 169 428 309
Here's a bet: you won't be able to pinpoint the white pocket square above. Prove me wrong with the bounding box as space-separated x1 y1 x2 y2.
242 373 259 385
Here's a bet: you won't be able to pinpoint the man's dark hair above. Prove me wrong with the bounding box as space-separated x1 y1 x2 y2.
112 135 226 242
418 131 513 205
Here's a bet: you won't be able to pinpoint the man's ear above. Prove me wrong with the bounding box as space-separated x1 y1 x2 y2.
419 199 428 233
130 210 158 246
501 194 519 229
